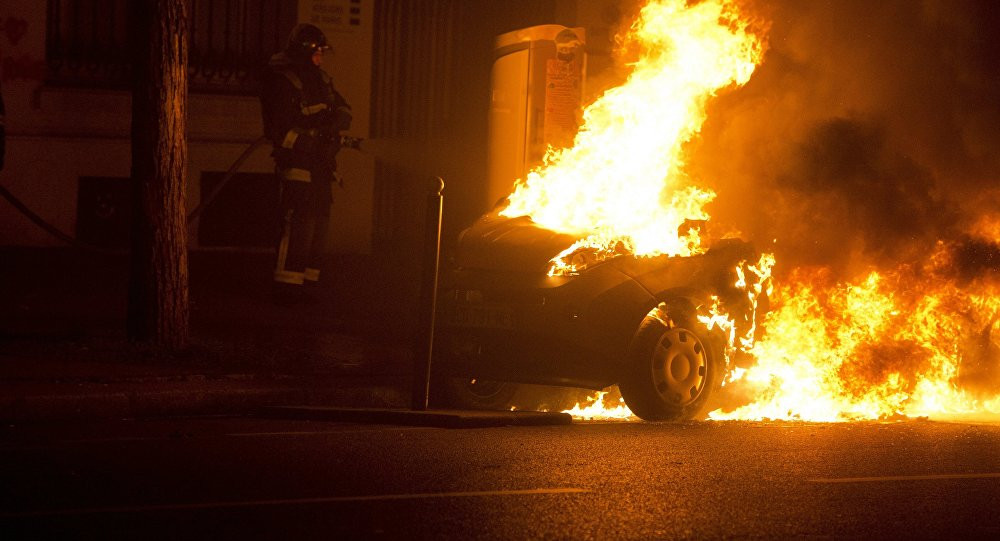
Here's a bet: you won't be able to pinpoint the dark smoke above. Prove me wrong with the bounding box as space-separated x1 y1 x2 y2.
945 237 1000 284
688 0 1000 279
776 118 954 269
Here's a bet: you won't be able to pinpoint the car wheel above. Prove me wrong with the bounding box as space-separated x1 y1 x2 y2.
433 377 519 411
618 301 722 421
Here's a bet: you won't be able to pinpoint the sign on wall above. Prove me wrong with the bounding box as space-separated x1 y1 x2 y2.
300 0 364 31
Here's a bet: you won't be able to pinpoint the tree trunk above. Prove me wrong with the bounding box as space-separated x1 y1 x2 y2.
127 0 190 350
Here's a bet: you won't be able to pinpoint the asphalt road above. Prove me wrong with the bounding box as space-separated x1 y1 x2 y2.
1 416 999 539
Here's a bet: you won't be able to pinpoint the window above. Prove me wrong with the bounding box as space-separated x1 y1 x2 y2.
45 0 296 95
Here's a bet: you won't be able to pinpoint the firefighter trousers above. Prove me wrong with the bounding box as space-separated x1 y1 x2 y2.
273 174 332 285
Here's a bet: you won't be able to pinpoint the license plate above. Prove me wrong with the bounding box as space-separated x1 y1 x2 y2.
448 304 515 330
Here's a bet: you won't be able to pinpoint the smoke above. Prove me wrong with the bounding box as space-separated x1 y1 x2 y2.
688 0 1000 279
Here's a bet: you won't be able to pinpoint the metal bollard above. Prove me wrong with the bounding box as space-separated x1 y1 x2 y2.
411 177 444 410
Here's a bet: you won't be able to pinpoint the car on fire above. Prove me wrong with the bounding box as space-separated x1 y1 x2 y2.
432 210 769 421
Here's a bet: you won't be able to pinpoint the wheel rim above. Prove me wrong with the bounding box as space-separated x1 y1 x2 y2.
464 378 507 399
650 327 707 405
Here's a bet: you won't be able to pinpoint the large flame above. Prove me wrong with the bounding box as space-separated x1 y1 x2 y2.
710 240 1000 422
501 0 765 274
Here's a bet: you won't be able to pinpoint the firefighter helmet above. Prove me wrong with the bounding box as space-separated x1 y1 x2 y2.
285 24 330 62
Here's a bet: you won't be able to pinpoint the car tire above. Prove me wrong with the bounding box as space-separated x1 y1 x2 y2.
431 378 588 412
618 301 722 421
432 376 519 411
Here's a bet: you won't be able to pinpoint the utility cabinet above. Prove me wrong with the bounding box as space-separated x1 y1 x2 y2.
487 25 586 211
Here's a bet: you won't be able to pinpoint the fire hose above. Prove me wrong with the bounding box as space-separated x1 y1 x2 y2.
190 135 362 219
186 135 269 222
0 135 323 253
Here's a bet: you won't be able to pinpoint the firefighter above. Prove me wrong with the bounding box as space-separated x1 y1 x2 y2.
260 23 352 301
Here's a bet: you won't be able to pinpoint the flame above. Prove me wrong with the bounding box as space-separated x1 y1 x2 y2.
501 0 765 274
699 254 775 356
710 241 1000 422
563 391 636 421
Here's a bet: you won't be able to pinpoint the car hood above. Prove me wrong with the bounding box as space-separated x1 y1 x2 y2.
453 212 758 279
454 212 579 273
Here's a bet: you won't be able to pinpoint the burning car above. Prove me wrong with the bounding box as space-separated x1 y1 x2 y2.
432 210 769 421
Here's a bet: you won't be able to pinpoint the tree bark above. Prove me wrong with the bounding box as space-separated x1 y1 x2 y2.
127 0 190 350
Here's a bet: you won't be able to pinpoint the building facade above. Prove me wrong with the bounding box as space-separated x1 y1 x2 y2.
0 0 626 257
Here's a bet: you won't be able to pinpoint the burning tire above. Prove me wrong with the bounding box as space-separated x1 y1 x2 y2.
619 301 722 421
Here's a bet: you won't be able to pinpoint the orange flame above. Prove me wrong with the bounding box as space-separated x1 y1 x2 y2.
501 0 765 274
710 242 1000 422
563 391 636 421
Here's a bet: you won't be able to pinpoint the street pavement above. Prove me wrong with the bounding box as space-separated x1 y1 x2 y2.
2 417 999 539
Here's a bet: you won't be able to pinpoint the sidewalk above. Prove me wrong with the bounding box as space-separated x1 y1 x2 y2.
0 248 418 422
0 338 413 422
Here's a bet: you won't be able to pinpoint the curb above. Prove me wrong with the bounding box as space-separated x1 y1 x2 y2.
0 379 410 423
262 406 573 428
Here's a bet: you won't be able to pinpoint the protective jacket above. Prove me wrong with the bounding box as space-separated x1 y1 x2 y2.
260 52 352 183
